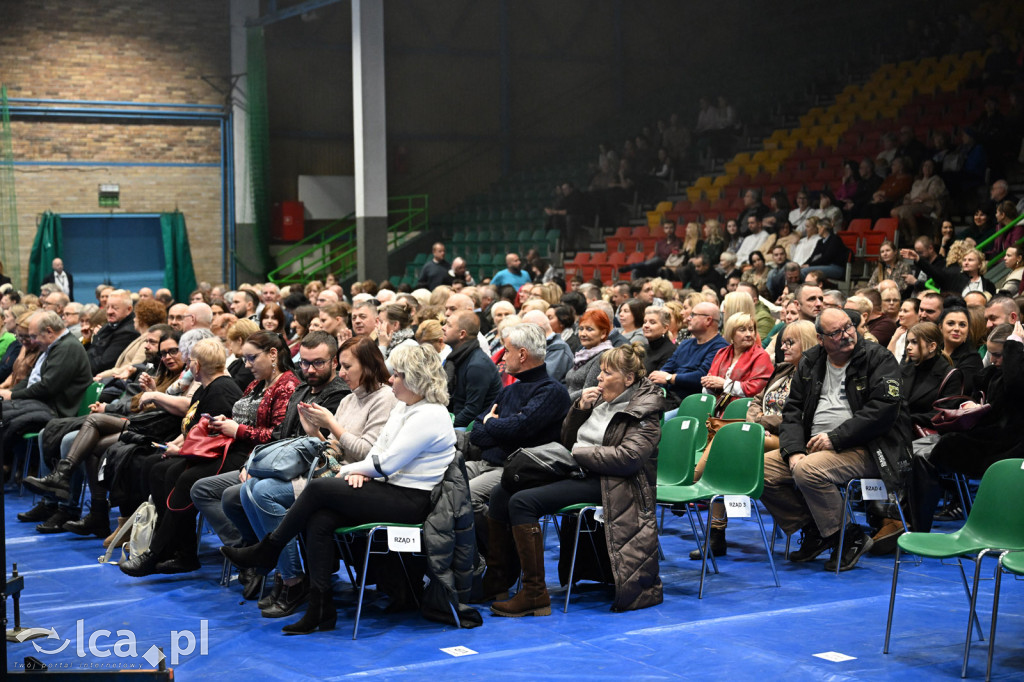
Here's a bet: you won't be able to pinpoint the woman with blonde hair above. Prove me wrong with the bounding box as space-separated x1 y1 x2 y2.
481 342 663 615
701 219 725 266
663 300 687 343
913 246 995 298
694 320 819 559
415 318 450 363
223 344 457 635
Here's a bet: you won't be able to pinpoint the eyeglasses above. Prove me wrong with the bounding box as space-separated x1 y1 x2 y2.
299 358 329 370
690 312 714 319
158 347 180 358
820 322 855 340
242 350 265 365
780 338 797 348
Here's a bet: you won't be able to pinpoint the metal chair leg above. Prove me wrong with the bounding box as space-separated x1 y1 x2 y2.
884 546 902 654
753 504 780 588
962 551 988 677
956 556 986 643
697 496 719 599
564 511 586 613
352 527 379 640
684 503 718 574
986 552 1007 682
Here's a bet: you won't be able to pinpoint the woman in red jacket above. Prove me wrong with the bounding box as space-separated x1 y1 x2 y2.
699 311 773 403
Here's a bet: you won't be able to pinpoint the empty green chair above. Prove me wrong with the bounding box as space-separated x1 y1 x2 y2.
884 458 1024 679
657 422 779 598
722 397 753 419
988 550 1024 680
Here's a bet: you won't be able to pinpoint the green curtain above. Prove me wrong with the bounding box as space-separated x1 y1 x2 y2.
28 211 61 294
160 212 198 303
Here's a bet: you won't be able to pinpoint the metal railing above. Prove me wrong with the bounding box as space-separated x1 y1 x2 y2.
267 194 428 285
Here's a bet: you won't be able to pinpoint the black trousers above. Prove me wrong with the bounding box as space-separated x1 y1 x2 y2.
146 449 249 559
909 428 1022 532
268 477 432 591
487 477 602 526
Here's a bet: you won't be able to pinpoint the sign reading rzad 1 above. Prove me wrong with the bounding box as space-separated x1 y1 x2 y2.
14 619 209 667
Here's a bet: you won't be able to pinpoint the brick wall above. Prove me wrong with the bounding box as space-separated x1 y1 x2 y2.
0 0 230 290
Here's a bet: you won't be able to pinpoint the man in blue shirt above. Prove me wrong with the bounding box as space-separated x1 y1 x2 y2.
490 253 532 290
648 301 728 403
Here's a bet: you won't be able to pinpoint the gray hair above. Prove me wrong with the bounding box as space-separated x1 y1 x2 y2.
389 343 449 405
823 289 846 306
500 322 547 360
31 310 65 333
180 328 215 363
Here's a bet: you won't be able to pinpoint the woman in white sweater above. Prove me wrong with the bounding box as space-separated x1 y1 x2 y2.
222 343 456 635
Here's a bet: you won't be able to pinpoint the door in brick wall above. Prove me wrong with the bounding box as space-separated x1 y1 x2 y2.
61 214 166 302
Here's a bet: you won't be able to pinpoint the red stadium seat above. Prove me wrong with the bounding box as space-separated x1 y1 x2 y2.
873 217 898 242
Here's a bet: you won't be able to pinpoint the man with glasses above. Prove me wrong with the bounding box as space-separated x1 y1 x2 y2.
166 303 189 332
761 307 911 572
62 302 83 338
191 331 350 588
649 301 728 405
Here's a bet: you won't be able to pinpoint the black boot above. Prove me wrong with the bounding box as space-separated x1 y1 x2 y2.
36 508 78 534
261 576 309 618
476 517 520 602
64 502 112 537
120 550 160 577
23 459 73 499
220 534 285 573
282 587 336 635
18 500 57 522
256 574 283 608
689 527 727 560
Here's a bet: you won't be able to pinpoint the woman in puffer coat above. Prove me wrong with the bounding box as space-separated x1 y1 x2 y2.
482 342 663 616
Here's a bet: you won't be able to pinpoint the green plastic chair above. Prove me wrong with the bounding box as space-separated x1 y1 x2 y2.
333 522 460 639
722 397 753 420
19 381 103 495
657 422 778 598
671 393 716 450
988 550 1024 680
656 417 700 488
655 416 705 565
883 458 1024 679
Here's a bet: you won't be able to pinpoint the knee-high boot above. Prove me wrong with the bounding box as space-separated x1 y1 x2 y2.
477 517 520 601
490 523 551 617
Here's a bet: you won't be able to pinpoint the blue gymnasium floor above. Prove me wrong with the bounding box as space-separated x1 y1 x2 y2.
4 493 1023 680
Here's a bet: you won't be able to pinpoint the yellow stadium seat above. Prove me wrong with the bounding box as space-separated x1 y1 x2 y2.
694 176 714 189
686 187 704 203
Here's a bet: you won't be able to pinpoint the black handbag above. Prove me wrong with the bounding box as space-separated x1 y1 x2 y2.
500 442 586 493
123 409 182 443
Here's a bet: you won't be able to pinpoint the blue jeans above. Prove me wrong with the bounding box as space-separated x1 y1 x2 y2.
240 477 303 580
800 264 845 281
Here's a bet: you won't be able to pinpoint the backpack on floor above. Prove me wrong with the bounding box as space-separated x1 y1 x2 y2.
98 496 157 565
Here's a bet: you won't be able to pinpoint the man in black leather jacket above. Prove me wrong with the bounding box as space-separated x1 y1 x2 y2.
761 308 911 572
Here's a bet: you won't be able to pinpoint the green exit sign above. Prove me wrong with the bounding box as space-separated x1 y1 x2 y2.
99 183 120 208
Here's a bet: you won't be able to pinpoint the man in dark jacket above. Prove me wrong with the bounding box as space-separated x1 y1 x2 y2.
87 291 139 374
761 308 911 572
417 242 452 291
1 310 92 456
443 310 500 428
191 331 348 559
467 323 571 514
